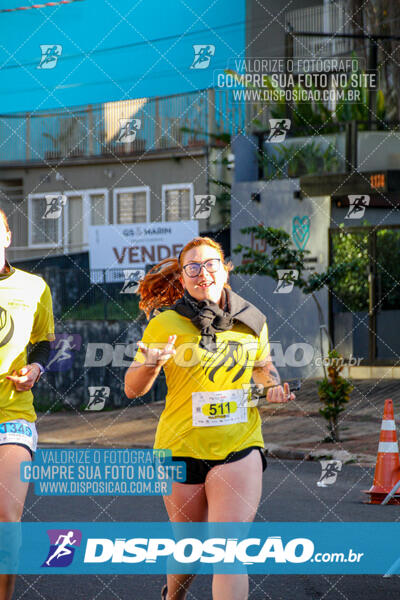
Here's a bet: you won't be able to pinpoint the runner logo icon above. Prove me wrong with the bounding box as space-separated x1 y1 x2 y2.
317 460 342 487
85 386 110 411
117 119 141 143
274 270 299 294
38 45 62 69
345 195 370 219
267 119 291 143
193 195 216 219
47 333 82 372
42 529 82 567
43 194 67 219
190 45 215 69
120 270 145 294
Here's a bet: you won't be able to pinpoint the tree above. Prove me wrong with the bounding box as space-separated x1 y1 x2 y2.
233 225 359 376
225 66 387 131
330 224 400 314
330 224 369 312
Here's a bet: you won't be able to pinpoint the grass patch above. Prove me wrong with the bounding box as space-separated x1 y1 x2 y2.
61 296 140 321
34 396 65 414
35 397 119 414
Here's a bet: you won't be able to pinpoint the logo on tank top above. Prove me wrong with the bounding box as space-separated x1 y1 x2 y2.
202 341 250 383
0 306 14 347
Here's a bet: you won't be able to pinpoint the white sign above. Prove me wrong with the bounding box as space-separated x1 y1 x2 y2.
88 221 199 282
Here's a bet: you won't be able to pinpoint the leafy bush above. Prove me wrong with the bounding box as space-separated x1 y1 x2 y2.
236 66 387 131
318 350 354 442
376 229 400 310
331 225 369 312
61 296 140 321
262 141 342 179
331 226 400 313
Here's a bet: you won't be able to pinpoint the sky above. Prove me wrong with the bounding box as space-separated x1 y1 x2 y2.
0 0 245 113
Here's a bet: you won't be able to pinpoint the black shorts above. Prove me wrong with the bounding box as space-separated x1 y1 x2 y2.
0 442 33 458
171 446 267 485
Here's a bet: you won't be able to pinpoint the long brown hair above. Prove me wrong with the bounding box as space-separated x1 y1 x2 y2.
137 236 233 317
0 209 10 233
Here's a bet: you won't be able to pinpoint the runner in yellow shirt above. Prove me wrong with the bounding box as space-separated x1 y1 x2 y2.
0 209 54 600
125 236 295 600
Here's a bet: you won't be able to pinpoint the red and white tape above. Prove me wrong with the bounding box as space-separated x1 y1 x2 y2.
0 0 84 13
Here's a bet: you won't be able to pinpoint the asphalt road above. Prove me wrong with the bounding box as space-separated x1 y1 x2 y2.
16 459 399 600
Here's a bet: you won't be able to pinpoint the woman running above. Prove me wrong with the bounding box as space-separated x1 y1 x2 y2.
0 209 54 600
125 236 294 600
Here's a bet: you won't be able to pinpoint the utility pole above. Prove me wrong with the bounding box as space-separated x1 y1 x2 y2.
284 25 294 123
367 36 378 129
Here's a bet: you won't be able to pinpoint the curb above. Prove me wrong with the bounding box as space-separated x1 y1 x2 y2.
265 444 375 465
38 442 376 466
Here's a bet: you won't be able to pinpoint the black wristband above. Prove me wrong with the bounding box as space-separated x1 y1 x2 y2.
28 340 51 368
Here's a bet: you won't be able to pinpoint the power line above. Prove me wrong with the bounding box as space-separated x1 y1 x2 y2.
2 8 307 72
4 10 386 74
0 19 247 71
295 31 400 41
0 0 84 13
0 58 230 99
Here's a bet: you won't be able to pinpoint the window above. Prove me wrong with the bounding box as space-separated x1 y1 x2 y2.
162 184 193 222
90 193 107 225
113 187 150 223
64 189 109 252
28 193 62 247
28 189 109 250
67 194 86 249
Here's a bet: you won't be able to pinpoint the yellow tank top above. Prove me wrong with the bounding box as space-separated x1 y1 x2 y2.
133 309 270 460
0 267 55 422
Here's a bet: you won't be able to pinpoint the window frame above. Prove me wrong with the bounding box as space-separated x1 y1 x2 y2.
113 186 150 224
161 183 194 222
63 188 109 253
27 192 64 248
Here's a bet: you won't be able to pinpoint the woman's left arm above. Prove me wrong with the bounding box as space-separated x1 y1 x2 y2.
252 357 296 404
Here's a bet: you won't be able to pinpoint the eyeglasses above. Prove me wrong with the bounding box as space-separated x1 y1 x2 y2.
182 258 221 278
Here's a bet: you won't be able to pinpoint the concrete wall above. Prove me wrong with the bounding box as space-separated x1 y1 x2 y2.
19 154 207 219
3 152 210 262
230 177 331 380
357 131 400 172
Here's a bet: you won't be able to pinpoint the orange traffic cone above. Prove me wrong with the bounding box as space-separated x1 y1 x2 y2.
364 399 400 504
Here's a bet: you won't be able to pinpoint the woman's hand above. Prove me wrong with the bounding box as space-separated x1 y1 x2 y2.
137 335 177 367
6 364 41 391
267 382 295 404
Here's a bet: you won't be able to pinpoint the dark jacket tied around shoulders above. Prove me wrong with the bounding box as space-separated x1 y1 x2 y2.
171 288 266 352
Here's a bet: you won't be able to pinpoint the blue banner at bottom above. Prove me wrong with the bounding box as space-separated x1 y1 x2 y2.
0 522 399 575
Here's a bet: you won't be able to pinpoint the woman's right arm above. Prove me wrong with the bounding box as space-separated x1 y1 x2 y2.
125 362 162 399
124 334 176 399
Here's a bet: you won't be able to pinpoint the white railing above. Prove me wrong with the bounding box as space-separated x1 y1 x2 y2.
0 89 249 164
286 2 354 60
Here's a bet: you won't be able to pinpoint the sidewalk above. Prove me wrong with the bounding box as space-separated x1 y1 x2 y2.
36 379 400 467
